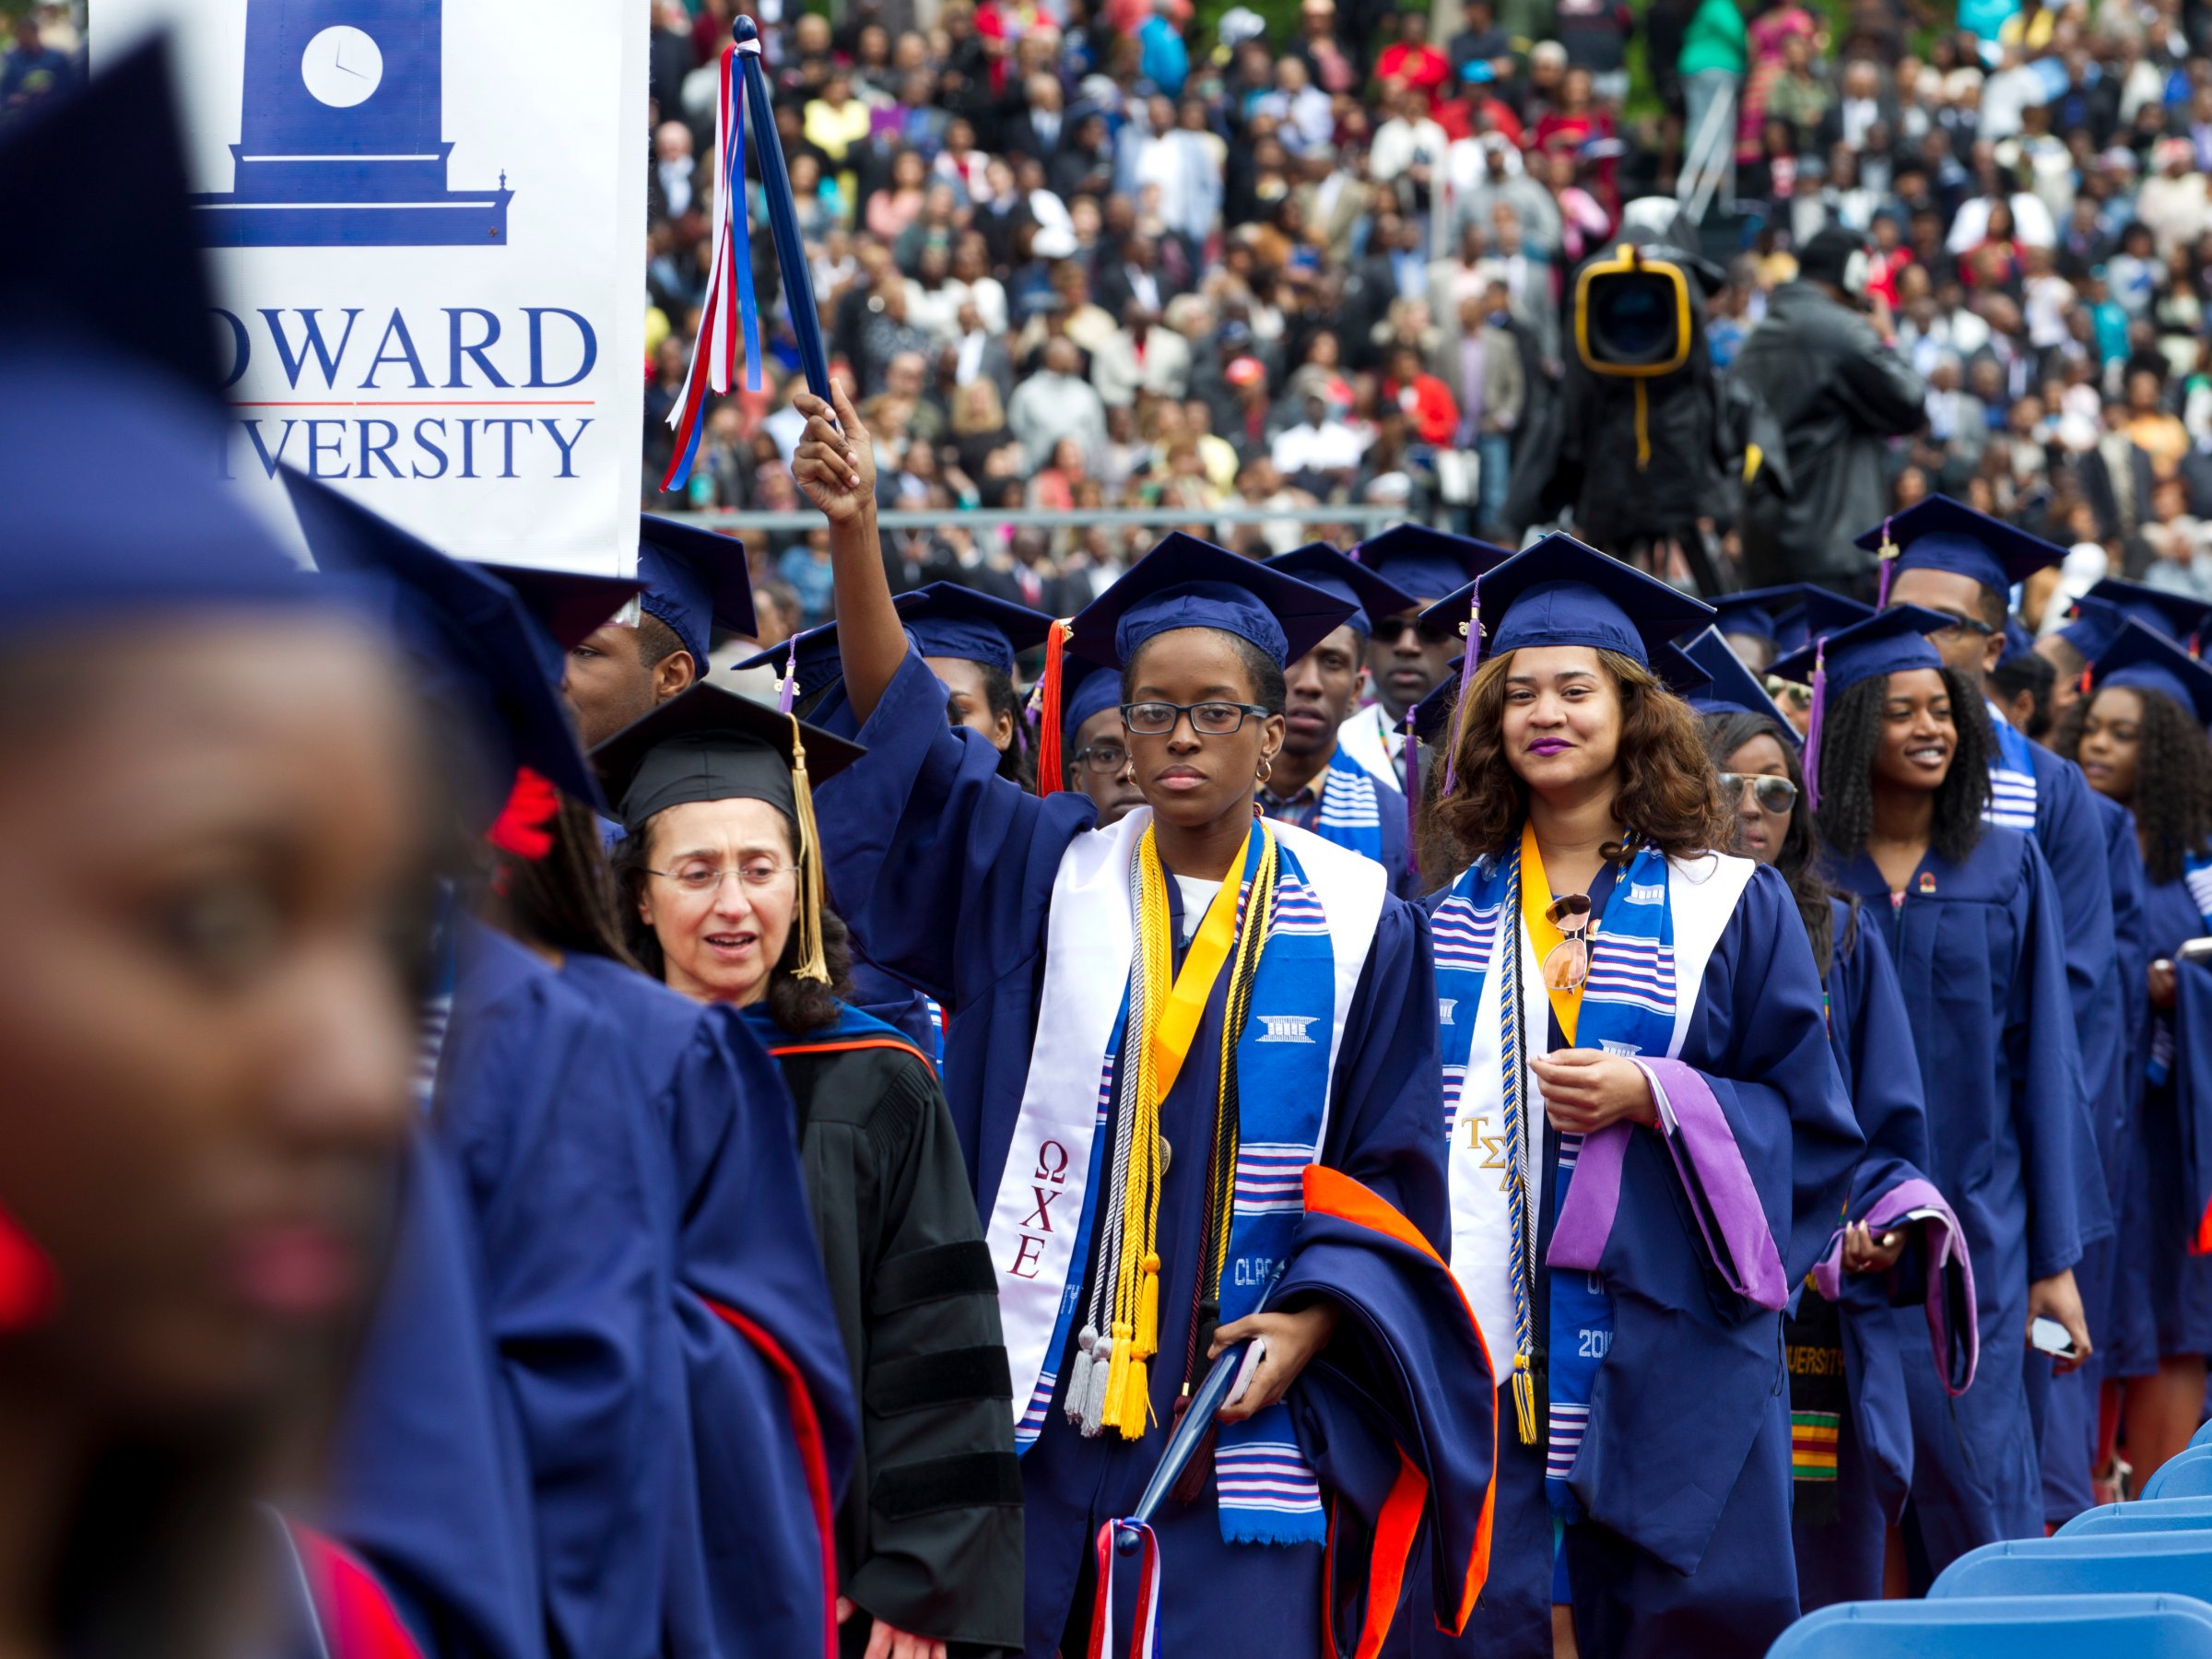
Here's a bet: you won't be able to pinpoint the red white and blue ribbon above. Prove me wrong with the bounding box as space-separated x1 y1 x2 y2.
661 33 763 493
1085 1520 1162 1659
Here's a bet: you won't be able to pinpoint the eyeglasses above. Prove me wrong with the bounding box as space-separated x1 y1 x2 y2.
1071 740 1132 774
1541 893 1592 993
1717 771 1800 815
1121 700 1274 736
1765 677 1813 712
645 861 799 895
1924 610 1995 641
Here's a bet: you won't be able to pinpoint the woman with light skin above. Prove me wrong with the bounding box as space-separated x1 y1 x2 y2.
1412 541 1861 1659
1700 684 1969 1612
599 686 1022 1659
2053 622 2212 1492
1782 606 2094 1588
783 382 1495 1659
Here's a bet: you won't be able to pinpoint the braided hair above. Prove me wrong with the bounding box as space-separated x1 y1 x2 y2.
1700 710 1854 980
504 794 641 970
1812 666 1994 865
2053 682 2212 886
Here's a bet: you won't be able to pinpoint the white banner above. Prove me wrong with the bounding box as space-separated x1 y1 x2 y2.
93 0 646 576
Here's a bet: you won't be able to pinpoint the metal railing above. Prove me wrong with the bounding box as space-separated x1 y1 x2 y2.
650 503 1412 534
1677 81 1738 227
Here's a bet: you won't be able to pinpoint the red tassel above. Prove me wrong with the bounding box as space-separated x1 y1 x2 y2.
486 767 559 862
1036 619 1073 799
0 1206 58 1332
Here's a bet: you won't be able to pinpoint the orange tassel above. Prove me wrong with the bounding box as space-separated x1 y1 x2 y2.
486 767 559 861
1035 619 1073 799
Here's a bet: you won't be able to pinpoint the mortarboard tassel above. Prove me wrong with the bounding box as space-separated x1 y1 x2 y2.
1080 1332 1114 1436
1065 1324 1099 1426
0 1207 57 1333
1875 517 1898 609
785 714 832 982
1440 582 1482 797
1802 640 1829 817
1402 704 1419 884
2195 1193 2212 1257
1036 618 1073 799
660 30 765 494
776 635 799 714
485 766 559 863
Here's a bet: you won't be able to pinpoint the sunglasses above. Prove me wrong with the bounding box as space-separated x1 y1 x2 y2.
1718 771 1799 816
1765 677 1813 712
1542 893 1592 993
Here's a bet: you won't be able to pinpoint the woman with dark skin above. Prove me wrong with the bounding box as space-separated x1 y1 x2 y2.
1784 607 2093 1586
782 383 1494 1659
2053 625 2212 1490
0 409 431 1658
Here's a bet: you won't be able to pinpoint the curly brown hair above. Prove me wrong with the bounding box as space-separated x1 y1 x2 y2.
1419 647 1734 875
609 812 853 1034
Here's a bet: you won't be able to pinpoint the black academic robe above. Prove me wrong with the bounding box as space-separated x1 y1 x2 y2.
747 1003 1027 1659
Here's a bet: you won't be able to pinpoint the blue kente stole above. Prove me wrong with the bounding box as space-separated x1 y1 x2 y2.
1985 702 2040 833
1435 836 1679 1516
1312 747 1385 863
1044 824 1338 1546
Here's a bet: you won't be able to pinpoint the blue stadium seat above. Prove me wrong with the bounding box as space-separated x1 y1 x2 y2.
1770 1594 2212 1657
2150 1447 2212 1501
1930 1534 2212 1602
2062 1500 2212 1538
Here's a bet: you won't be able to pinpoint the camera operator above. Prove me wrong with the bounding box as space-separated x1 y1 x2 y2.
1734 225 1926 598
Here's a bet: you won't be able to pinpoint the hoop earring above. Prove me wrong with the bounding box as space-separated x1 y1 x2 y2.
1258 758 1274 786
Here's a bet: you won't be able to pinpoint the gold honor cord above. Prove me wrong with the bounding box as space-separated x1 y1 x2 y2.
786 713 831 982
1100 825 1267 1438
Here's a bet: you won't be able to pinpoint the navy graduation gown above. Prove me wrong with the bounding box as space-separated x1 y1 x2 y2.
815 649 1490 1659
2041 792 2148 1524
1791 900 1939 1611
1830 829 2097 1581
2115 878 2212 1361
435 918 677 1659
326 1129 541 1659
558 954 858 1659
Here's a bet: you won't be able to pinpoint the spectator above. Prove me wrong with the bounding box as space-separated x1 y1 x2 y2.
1376 12 1451 110
1006 336 1108 468
1735 226 1930 594
1091 300 1194 406
1443 284 1526 535
1678 0 1747 204
1271 390 1368 488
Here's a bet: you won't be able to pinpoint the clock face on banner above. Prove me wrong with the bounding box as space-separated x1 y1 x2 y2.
300 24 382 107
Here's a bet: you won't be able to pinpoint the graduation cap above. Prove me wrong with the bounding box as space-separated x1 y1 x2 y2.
1067 533 1355 672
1060 655 1124 748
639 515 757 673
0 41 311 640
283 472 604 819
477 563 645 688
1856 494 2065 603
894 582 1053 672
1770 606 1955 812
2087 619 2212 725
589 681 865 982
2079 577 2212 650
1265 543 1419 640
1653 641 1712 700
1418 533 1714 669
2057 594 2128 662
1997 618 2036 669
1347 524 1514 608
1705 585 1808 653
733 618 849 712
1410 664 1463 748
1682 626 1799 743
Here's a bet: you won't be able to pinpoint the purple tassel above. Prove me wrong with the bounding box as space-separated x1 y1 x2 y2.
1803 640 1828 815
1440 584 1482 798
1875 516 1896 609
776 636 798 713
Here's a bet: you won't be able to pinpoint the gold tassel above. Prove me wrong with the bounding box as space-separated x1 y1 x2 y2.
1101 1318 1134 1428
1134 1252 1160 1360
1119 1351 1152 1437
1512 1354 1537 1447
785 713 830 982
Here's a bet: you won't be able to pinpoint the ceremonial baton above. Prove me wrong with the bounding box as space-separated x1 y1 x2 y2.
1113 1339 1252 1555
732 17 834 405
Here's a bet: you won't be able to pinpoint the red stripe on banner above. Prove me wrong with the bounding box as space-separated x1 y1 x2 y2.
704 1298 841 1659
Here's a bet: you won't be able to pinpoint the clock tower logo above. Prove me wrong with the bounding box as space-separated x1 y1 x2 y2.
193 0 513 246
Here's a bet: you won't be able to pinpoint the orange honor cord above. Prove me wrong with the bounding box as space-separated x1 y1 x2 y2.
1035 618 1074 798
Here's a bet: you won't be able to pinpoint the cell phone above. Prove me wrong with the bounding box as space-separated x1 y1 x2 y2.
2030 1316 2078 1359
2176 936 2212 964
1226 1335 1269 1407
